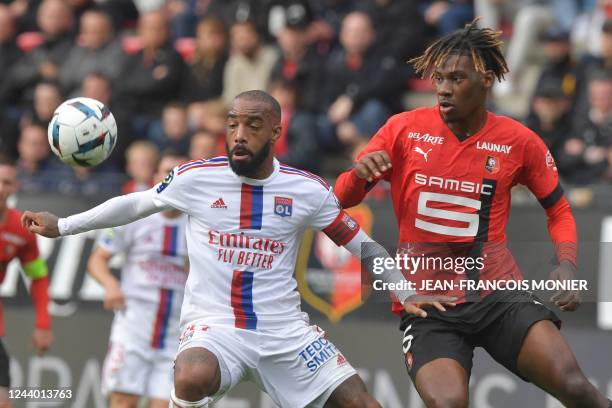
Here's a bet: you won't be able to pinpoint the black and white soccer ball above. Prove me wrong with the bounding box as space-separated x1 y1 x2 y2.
48 97 117 167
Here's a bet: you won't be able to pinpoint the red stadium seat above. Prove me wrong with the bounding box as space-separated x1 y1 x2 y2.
175 37 196 62
16 32 44 53
121 36 143 54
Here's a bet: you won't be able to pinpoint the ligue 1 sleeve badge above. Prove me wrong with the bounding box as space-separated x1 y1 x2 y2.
274 196 293 217
156 169 174 193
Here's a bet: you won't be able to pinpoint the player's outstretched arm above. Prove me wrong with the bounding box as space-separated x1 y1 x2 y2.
22 189 170 238
342 228 456 318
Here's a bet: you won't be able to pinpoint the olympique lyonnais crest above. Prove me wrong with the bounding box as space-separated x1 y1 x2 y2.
274 196 293 217
296 204 373 322
485 155 500 174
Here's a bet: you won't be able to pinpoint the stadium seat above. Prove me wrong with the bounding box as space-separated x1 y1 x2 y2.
175 37 196 63
16 32 44 53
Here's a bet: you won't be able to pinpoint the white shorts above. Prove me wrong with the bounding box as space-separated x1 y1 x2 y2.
102 296 181 400
177 321 357 408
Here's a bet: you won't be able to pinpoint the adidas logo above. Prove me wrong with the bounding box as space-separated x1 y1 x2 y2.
211 198 227 209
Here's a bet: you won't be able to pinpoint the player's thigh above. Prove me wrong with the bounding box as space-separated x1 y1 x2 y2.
256 324 357 408
109 391 140 408
414 358 469 408
148 398 170 408
478 293 561 379
322 374 380 408
174 324 256 400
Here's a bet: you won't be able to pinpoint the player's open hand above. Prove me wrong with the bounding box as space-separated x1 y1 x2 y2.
104 283 126 311
354 150 392 182
21 211 60 238
32 328 53 356
403 294 457 318
550 261 581 311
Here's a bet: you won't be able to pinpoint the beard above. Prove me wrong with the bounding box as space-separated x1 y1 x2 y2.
226 140 271 177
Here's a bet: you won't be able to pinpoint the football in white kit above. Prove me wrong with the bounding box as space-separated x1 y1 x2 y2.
98 212 188 400
153 156 360 407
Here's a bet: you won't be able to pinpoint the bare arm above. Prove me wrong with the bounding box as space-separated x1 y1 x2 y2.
87 246 125 311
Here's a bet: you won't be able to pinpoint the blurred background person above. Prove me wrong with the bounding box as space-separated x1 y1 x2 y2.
148 102 191 155
0 0 74 107
189 130 219 160
122 140 159 194
269 79 321 172
556 71 612 185
114 11 186 137
222 20 278 104
88 151 188 408
20 80 62 128
183 17 228 103
58 9 125 96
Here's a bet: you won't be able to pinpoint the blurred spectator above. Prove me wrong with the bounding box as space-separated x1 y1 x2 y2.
525 77 573 155
270 21 325 113
533 27 579 110
183 17 228 102
148 102 192 154
572 0 612 57
58 9 125 96
0 111 19 157
122 140 159 193
319 11 401 149
556 71 612 185
361 0 427 62
114 11 186 134
16 124 68 192
81 72 134 169
21 80 62 128
307 0 358 48
189 130 220 160
0 4 23 85
264 0 314 40
269 79 321 172
1 0 74 105
421 0 474 36
222 20 278 104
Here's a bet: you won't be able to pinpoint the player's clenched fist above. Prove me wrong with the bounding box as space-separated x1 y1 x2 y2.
354 150 392 182
403 294 457 318
21 211 60 238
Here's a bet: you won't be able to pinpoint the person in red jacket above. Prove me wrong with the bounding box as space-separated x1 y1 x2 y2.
0 155 52 407
334 20 612 408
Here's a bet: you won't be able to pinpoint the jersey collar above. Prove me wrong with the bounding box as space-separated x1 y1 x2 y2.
231 158 280 186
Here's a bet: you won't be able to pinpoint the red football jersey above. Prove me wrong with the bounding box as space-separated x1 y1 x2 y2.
0 208 41 335
335 106 573 304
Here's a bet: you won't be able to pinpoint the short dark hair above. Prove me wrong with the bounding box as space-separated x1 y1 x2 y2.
0 153 17 167
410 18 509 82
234 90 281 121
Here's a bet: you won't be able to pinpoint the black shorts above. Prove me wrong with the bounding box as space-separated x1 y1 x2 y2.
0 340 9 387
399 290 561 383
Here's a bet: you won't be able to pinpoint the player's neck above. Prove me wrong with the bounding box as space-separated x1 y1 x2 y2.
446 108 488 140
0 205 6 223
244 158 275 180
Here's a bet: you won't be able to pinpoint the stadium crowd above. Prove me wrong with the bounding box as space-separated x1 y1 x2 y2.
0 0 610 199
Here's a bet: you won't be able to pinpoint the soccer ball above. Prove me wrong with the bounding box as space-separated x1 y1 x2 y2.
48 97 118 167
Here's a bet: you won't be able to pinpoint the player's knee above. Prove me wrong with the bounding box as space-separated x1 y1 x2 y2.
330 392 381 408
174 349 221 400
423 391 468 408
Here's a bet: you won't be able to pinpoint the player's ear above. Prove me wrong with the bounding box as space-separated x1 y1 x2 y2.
271 124 281 144
482 70 495 89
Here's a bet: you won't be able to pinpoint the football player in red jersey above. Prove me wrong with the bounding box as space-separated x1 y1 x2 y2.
334 21 612 408
0 155 52 407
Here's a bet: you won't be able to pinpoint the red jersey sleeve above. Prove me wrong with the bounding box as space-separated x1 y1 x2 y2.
334 116 397 208
518 132 577 265
17 228 40 265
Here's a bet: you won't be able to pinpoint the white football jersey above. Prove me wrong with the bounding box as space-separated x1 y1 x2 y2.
96 212 189 304
152 157 359 330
